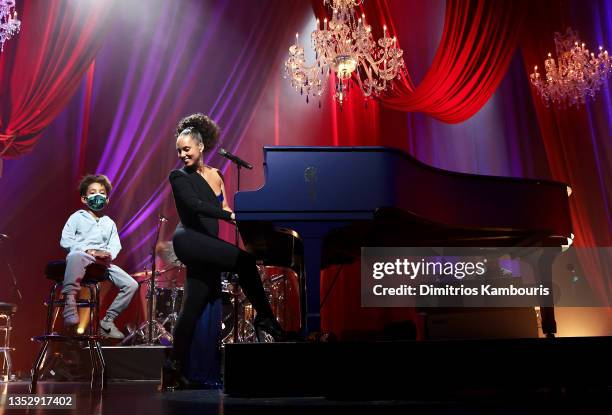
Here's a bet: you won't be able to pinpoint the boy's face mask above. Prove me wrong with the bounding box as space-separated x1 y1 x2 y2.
86 193 107 211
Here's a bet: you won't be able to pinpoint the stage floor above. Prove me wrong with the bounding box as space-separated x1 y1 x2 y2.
1 380 610 415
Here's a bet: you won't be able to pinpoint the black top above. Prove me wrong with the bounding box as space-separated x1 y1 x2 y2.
169 168 231 237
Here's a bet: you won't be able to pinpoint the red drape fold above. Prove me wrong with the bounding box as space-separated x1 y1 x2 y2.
312 0 527 124
0 0 117 159
381 0 526 123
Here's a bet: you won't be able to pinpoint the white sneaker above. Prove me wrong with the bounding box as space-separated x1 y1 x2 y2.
99 319 125 339
63 296 79 326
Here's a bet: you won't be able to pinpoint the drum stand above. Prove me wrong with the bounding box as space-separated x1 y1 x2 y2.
231 273 241 343
222 272 255 344
156 283 181 336
120 215 173 346
120 272 175 346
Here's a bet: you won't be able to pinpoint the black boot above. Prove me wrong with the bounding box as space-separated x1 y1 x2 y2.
253 314 286 342
160 359 193 391
160 359 222 390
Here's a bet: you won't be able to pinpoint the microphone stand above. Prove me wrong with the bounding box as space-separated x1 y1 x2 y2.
7 263 22 303
219 148 253 343
234 164 241 247
232 164 242 343
0 240 22 303
147 215 165 344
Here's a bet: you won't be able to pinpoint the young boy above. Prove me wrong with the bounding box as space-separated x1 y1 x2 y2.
60 174 138 339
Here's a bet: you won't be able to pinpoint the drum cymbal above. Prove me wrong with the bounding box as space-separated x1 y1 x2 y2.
131 270 151 278
159 265 183 274
132 267 185 289
131 267 183 278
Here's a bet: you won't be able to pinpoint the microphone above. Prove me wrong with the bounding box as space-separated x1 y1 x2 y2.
218 148 253 170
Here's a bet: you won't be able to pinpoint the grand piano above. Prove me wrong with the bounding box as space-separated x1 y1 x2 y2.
234 147 573 336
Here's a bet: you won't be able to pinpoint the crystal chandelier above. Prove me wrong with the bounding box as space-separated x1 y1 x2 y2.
284 0 405 106
0 0 20 52
530 28 612 107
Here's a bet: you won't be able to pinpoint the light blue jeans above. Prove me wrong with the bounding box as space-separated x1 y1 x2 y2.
61 251 138 319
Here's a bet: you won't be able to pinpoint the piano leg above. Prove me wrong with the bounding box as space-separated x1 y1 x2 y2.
538 250 558 337
302 238 322 335
277 221 350 337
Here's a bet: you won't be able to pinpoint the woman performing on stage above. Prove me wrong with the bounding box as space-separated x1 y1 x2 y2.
161 113 284 390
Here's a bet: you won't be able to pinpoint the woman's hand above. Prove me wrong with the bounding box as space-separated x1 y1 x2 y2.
223 208 236 223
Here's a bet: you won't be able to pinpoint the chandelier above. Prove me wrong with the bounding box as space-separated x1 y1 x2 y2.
0 0 20 52
284 0 405 106
530 28 612 107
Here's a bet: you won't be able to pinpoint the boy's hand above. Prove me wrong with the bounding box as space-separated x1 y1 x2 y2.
87 250 112 267
95 250 112 259
87 249 111 258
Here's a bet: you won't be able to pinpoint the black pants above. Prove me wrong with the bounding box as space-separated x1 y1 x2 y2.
170 225 272 365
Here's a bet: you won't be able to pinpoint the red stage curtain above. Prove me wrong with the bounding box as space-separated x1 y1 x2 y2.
311 0 611 331
312 0 527 124
521 0 612 305
0 0 117 161
382 0 526 123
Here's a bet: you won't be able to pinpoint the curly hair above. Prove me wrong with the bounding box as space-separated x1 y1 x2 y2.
78 174 112 196
175 113 220 152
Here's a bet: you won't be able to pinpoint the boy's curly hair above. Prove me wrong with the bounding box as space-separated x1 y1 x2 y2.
175 113 220 152
78 174 112 196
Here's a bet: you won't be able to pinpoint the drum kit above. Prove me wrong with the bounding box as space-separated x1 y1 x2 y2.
219 266 300 343
119 261 181 345
120 241 299 345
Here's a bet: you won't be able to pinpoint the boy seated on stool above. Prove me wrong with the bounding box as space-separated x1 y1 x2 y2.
60 174 138 339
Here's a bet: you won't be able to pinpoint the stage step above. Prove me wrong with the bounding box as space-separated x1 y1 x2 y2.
70 345 168 381
100 345 168 380
224 337 612 398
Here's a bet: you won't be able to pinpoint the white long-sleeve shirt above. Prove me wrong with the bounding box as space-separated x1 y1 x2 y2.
60 210 122 260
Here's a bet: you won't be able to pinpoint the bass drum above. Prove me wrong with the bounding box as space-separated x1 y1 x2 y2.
155 287 184 319
259 265 301 333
